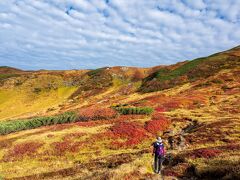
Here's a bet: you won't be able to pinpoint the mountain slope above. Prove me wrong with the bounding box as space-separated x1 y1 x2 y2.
140 46 240 92
0 66 24 81
0 46 239 179
0 66 23 74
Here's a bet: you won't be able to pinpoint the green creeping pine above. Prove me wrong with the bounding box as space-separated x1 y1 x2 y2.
113 106 154 115
0 112 77 135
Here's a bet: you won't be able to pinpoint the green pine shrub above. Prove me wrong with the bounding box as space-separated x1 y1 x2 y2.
0 112 77 135
113 106 153 115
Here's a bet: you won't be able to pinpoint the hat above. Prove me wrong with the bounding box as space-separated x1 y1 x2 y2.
157 136 162 143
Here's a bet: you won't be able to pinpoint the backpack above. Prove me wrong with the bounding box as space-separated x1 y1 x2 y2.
154 142 165 156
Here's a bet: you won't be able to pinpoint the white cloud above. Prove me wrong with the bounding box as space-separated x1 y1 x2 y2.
183 0 206 9
0 0 239 70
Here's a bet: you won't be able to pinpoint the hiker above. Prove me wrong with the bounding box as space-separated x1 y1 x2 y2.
168 135 174 150
177 134 186 150
152 137 165 174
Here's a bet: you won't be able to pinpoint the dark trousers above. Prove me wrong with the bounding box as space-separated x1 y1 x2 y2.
154 154 164 173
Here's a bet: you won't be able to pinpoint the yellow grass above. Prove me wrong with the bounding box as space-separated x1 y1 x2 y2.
0 86 77 121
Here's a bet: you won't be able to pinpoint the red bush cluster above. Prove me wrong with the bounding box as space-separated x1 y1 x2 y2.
151 113 168 121
51 140 83 155
145 113 171 134
132 70 144 81
142 95 183 110
162 101 180 110
62 132 86 141
11 142 42 156
0 140 12 149
88 131 115 143
145 120 170 134
123 170 141 180
4 141 43 161
78 107 118 121
108 122 149 148
155 107 166 113
142 95 166 106
190 148 222 159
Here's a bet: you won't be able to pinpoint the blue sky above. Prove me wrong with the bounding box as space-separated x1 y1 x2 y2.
0 0 240 70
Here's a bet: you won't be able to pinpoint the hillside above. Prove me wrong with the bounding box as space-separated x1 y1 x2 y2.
140 46 240 92
0 66 24 81
0 46 239 179
0 66 23 73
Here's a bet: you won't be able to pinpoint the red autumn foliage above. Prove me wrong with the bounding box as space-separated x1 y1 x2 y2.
143 95 166 105
123 170 141 180
141 95 185 110
62 132 86 141
145 113 171 134
190 148 222 159
163 169 180 177
0 140 12 149
162 101 180 110
145 120 170 134
111 122 147 138
51 140 84 155
52 141 70 155
151 113 168 121
11 142 42 156
88 131 114 143
110 122 149 148
155 107 166 113
132 70 144 81
78 107 118 121
4 142 43 161
118 84 135 95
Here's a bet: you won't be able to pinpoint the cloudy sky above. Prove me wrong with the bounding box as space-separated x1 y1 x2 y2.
0 0 240 70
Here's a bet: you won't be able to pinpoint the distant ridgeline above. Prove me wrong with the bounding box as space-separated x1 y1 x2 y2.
0 66 22 81
140 46 240 92
1 46 239 95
